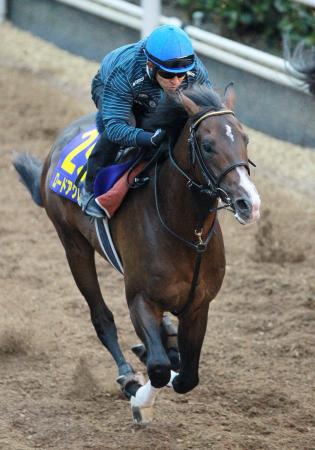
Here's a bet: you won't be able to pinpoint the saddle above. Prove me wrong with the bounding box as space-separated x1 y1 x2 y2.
49 125 167 217
94 144 167 218
94 157 145 218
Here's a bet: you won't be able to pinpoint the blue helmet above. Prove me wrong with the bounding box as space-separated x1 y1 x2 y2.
145 25 195 73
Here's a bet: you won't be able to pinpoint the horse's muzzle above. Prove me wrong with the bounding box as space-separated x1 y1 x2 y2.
227 167 261 225
233 195 261 225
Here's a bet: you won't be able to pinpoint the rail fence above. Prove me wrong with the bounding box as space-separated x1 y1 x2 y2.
54 0 312 94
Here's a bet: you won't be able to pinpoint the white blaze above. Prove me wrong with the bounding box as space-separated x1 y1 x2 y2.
226 125 234 142
236 167 261 223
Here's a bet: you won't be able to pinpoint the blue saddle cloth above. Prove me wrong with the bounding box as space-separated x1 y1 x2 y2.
93 159 137 197
49 125 138 204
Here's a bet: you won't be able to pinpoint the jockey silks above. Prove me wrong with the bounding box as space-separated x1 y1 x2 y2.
91 39 212 148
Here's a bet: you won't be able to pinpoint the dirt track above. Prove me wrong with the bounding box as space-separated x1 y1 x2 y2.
0 22 314 450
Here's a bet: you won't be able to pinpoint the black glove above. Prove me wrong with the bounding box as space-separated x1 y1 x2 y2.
136 128 167 148
150 128 167 147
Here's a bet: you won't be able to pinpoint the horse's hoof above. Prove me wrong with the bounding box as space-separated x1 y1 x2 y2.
172 374 199 394
130 397 154 424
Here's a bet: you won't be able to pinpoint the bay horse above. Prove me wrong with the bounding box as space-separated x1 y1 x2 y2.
13 85 261 422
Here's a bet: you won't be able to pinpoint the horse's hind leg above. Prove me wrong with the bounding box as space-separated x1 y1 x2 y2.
128 293 171 388
161 314 180 370
55 224 140 396
132 314 180 370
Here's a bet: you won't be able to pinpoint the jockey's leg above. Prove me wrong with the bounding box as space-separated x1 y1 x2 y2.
128 293 171 388
79 132 119 218
85 132 119 191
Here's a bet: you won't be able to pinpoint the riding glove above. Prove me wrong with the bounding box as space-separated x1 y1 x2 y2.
136 128 166 148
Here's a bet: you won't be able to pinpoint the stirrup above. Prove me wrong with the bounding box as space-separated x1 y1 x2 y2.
79 190 105 219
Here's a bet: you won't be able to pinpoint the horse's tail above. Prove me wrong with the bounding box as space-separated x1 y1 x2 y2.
13 153 44 207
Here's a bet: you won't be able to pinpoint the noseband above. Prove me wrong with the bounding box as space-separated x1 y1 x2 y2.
169 109 251 206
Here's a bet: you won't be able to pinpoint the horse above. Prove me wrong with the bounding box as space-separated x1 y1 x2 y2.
13 84 261 423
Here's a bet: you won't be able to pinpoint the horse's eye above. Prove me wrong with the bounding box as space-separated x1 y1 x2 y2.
202 140 213 154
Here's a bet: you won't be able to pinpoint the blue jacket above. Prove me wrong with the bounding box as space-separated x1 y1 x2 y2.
94 38 212 147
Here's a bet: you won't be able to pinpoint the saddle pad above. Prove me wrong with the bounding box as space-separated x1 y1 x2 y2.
95 162 145 218
95 218 124 274
49 126 139 213
94 159 138 197
50 127 100 203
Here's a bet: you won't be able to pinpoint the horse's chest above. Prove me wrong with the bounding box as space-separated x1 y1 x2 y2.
145 265 224 308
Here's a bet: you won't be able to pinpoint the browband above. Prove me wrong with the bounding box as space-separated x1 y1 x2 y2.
191 109 235 130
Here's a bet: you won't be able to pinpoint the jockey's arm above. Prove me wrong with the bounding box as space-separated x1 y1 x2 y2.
102 68 155 148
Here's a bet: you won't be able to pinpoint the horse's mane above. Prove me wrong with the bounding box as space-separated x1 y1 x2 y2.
142 84 223 141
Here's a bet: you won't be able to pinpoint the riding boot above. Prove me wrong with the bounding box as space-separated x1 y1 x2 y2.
79 132 120 218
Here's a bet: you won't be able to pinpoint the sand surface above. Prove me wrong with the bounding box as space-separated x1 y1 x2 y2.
0 22 314 450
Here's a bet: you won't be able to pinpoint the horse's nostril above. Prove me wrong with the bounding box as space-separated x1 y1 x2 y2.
235 198 250 211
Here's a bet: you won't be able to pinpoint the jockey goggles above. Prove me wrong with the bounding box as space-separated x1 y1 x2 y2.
146 52 195 72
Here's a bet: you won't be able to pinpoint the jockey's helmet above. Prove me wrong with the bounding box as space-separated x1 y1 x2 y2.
144 25 196 73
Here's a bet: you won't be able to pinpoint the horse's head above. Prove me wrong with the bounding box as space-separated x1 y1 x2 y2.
180 86 261 225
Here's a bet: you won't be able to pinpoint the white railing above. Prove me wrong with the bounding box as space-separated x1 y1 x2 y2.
185 25 306 89
55 0 180 30
2 0 313 94
294 0 315 6
54 0 310 93
0 0 6 21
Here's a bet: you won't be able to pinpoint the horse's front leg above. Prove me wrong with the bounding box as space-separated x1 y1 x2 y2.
127 293 172 423
172 301 210 394
128 293 171 388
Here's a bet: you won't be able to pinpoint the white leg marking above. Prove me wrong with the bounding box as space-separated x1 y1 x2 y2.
130 371 178 423
130 380 158 424
131 380 159 408
167 370 178 388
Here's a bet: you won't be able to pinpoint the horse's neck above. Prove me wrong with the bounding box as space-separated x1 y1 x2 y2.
158 130 217 236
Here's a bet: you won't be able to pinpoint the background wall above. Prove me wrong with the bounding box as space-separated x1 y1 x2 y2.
8 0 139 59
7 0 315 148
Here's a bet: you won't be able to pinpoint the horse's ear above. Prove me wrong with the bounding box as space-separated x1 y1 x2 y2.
180 93 200 116
224 82 236 110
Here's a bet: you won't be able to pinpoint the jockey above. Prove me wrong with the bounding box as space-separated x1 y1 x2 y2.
80 25 212 218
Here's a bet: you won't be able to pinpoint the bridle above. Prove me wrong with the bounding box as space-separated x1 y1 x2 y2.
153 108 255 317
169 109 252 209
155 108 252 254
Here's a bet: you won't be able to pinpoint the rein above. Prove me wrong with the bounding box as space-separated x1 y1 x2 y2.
154 162 217 254
155 109 251 317
154 161 217 317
